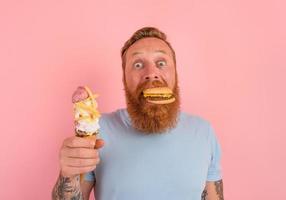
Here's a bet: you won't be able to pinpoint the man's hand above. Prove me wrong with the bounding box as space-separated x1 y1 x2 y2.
52 136 104 200
60 136 104 177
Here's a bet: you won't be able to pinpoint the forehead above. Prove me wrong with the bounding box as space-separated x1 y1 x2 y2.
125 37 173 58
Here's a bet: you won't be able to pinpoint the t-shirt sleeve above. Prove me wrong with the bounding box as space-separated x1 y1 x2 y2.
206 123 223 181
84 170 96 182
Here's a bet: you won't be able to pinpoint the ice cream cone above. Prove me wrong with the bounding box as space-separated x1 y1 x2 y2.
72 86 101 182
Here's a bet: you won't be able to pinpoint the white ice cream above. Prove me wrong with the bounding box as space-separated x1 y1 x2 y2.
74 104 100 134
75 118 100 133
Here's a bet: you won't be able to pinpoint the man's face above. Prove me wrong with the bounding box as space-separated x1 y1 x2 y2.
124 37 176 93
123 37 180 134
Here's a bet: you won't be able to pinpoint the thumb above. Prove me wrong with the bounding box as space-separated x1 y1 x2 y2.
95 139 105 149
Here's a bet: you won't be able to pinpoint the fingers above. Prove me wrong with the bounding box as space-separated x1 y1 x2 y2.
63 136 95 148
62 157 100 168
61 147 99 159
60 135 105 177
95 139 105 149
60 146 100 176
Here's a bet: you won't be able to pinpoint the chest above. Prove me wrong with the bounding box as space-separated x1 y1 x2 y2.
95 129 211 199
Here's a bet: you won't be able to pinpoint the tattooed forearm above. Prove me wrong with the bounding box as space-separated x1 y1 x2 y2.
52 174 83 200
202 179 224 200
214 180 224 200
201 188 208 200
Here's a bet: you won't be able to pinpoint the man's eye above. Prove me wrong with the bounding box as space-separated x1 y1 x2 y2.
133 62 143 69
157 60 167 68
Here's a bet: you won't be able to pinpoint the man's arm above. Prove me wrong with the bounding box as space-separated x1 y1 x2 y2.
52 174 94 200
81 180 95 200
201 179 224 200
52 136 104 200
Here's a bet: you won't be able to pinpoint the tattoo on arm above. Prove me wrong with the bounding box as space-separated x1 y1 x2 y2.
214 179 224 200
201 179 224 200
201 188 208 200
52 174 83 200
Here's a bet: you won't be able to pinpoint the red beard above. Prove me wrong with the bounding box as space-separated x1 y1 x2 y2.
123 78 180 134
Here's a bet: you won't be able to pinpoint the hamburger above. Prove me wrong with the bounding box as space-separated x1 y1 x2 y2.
143 87 176 104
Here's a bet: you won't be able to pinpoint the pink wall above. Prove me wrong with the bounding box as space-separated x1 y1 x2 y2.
1 0 285 199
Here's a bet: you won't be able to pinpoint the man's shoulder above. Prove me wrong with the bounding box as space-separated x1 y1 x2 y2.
179 111 217 138
180 111 211 128
100 109 118 118
100 108 125 117
97 108 127 141
99 108 128 125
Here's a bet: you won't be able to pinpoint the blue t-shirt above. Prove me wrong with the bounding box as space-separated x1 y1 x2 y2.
85 108 222 200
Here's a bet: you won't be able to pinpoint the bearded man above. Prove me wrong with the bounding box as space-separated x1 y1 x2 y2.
52 27 224 200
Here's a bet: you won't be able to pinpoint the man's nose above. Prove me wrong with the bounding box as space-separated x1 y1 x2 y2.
143 65 160 82
143 74 159 82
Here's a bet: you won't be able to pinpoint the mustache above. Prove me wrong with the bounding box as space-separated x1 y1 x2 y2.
135 79 169 99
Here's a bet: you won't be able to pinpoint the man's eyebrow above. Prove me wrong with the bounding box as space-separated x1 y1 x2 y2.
132 52 143 56
131 50 167 56
154 50 167 54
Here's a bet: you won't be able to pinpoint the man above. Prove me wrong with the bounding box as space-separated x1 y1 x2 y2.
52 27 224 200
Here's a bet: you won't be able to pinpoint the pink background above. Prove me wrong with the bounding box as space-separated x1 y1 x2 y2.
0 0 285 199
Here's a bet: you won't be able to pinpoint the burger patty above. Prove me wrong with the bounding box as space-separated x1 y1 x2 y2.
146 95 174 101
